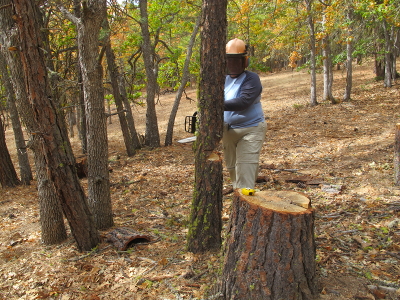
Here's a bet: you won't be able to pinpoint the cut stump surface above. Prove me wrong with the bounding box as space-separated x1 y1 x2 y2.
220 189 318 300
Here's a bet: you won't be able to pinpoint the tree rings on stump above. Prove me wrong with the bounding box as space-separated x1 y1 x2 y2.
220 189 318 300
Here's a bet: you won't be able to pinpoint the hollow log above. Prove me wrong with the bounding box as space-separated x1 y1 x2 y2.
220 190 318 300
105 227 152 251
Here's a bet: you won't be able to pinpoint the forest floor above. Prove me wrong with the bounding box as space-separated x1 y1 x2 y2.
1 60 400 300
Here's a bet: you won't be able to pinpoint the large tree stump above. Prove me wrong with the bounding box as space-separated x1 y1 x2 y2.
220 190 318 300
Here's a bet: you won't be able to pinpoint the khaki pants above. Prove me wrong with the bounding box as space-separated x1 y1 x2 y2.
222 122 266 189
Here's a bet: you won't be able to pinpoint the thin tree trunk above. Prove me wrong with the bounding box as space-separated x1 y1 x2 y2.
165 15 201 146
103 18 135 156
0 118 20 188
343 6 354 102
306 0 318 107
0 52 33 184
74 0 87 154
118 74 141 149
139 0 160 148
383 20 392 88
14 0 100 251
395 124 400 186
391 27 399 82
322 13 336 104
187 0 227 253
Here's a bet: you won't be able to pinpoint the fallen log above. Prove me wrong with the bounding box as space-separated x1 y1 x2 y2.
105 227 152 251
219 189 319 300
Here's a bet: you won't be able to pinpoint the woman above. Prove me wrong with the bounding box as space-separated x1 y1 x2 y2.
223 38 266 189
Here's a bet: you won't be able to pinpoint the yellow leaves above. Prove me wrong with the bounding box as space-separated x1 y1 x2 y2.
288 50 302 68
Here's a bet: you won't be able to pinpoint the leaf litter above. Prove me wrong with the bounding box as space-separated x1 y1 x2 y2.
1 62 400 299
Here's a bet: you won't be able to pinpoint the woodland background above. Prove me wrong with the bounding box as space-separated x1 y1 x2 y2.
0 0 400 299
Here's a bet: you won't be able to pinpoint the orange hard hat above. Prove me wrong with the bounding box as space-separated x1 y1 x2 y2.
226 38 247 55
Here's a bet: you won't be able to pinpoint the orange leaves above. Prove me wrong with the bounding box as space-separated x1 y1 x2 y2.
288 50 302 68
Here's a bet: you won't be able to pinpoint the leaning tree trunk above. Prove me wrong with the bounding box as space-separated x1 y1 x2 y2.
0 52 32 184
0 118 20 188
164 15 201 146
220 190 319 300
13 0 100 251
186 0 227 253
103 18 135 156
118 73 141 149
0 0 67 245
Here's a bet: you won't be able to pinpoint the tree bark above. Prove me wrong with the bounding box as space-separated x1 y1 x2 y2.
394 124 400 186
219 190 318 300
165 14 201 146
139 0 161 148
343 6 354 102
186 0 227 253
305 0 318 107
34 138 68 244
0 0 67 245
0 52 33 184
321 14 336 104
13 0 100 251
0 118 21 188
61 1 114 229
382 20 392 88
118 73 141 149
103 18 136 156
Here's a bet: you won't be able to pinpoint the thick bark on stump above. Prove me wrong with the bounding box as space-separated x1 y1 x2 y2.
220 190 318 300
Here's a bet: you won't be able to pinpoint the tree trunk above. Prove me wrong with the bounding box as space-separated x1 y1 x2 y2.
13 0 100 251
305 0 318 107
118 73 141 149
0 52 32 184
382 20 392 88
34 139 68 244
394 124 400 186
139 0 161 148
68 1 113 230
0 118 20 188
321 13 336 104
219 190 318 300
74 0 87 155
103 18 136 156
0 0 67 245
343 7 354 102
165 15 201 146
186 0 227 253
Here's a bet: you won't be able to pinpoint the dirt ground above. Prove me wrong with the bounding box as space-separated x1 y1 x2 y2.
1 61 400 299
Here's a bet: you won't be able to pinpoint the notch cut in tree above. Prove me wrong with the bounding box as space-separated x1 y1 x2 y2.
219 189 319 300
